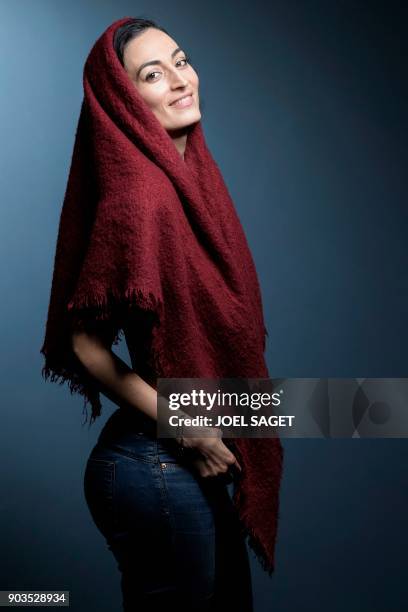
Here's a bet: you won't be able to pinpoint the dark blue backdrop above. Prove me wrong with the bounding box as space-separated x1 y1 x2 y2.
1 1 407 611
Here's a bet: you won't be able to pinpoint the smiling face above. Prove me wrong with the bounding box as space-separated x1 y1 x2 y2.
123 27 201 134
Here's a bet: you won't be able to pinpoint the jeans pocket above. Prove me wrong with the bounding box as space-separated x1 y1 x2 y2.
84 458 116 537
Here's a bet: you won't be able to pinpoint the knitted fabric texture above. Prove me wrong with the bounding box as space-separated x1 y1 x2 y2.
40 17 284 574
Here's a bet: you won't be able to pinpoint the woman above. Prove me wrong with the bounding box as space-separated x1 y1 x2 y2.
40 16 283 612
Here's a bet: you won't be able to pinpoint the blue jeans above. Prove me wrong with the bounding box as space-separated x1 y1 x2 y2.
83 408 253 612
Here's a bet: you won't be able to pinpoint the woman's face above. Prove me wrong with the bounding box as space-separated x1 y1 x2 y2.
123 28 201 133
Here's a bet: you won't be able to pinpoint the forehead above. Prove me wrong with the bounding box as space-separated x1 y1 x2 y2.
123 28 180 70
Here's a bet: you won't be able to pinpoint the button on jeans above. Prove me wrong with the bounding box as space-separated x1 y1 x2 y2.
83 408 253 612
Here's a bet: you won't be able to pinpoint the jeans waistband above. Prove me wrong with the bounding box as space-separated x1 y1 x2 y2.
96 407 182 462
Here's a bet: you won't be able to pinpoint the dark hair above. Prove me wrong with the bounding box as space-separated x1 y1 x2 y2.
113 17 169 67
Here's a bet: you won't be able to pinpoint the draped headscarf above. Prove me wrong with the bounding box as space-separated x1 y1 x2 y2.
40 17 284 574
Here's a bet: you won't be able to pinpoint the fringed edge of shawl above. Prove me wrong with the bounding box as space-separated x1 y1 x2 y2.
40 359 104 429
41 287 166 428
232 438 284 576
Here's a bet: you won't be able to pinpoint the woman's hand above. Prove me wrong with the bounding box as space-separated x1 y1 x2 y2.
180 426 242 478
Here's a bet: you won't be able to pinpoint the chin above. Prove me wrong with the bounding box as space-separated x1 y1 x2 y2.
166 111 202 132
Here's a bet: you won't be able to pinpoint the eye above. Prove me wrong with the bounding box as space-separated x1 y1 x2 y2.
145 71 161 82
176 55 190 67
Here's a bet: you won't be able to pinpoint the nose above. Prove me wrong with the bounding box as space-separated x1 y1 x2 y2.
169 67 189 88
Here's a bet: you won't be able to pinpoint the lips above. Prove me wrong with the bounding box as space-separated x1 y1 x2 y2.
169 93 194 107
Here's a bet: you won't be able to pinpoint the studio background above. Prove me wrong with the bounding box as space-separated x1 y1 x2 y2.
1 1 407 611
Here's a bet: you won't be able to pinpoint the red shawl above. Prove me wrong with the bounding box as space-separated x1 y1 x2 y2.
40 17 283 575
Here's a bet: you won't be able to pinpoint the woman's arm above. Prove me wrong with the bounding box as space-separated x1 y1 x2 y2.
71 329 241 476
71 329 157 421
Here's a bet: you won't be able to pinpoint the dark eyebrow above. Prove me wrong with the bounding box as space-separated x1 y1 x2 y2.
135 47 184 79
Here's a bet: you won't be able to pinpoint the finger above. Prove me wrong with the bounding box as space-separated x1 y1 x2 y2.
192 457 211 478
213 440 236 464
199 455 227 477
203 445 236 473
233 458 242 472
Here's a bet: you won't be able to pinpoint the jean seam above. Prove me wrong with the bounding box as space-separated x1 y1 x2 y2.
154 445 178 570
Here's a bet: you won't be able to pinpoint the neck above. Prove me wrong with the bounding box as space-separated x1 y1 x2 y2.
168 127 188 160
